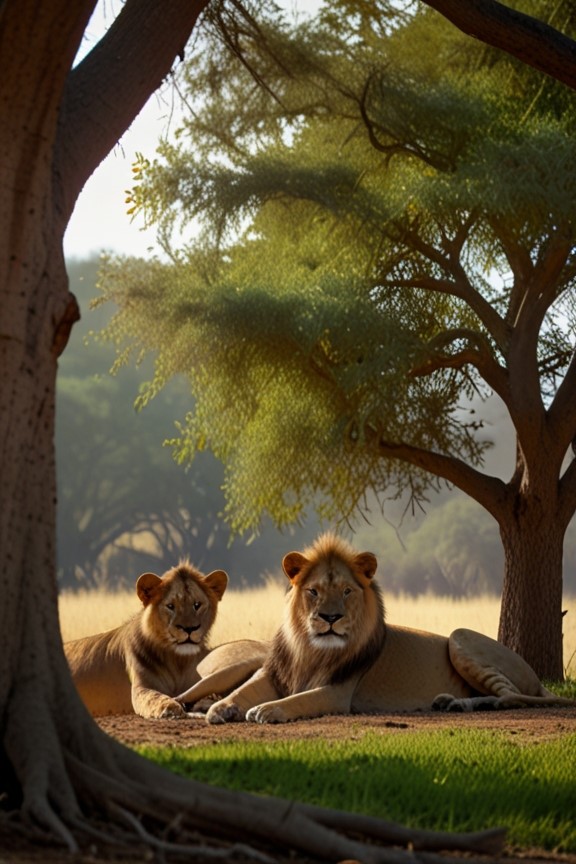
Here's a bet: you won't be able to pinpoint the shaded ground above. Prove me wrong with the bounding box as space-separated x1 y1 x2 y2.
3 708 576 864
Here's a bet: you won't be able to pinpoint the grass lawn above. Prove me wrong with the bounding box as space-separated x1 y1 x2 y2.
140 729 576 853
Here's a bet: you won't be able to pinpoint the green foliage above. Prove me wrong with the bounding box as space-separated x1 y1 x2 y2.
58 259 321 588
94 1 576 535
140 729 576 851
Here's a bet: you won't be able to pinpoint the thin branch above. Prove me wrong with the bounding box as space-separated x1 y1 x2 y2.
381 268 511 353
408 328 509 401
112 804 276 863
359 74 455 171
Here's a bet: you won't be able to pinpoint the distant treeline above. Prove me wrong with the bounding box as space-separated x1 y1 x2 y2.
57 258 576 595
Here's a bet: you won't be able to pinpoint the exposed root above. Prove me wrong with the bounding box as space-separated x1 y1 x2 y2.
113 804 277 862
299 804 507 855
26 800 80 854
2 694 508 863
51 735 506 864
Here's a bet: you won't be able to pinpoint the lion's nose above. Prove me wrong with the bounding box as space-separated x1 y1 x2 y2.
319 612 342 625
177 625 200 635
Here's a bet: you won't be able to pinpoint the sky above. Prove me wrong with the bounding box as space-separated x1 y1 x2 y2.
64 0 178 260
64 0 321 262
64 97 169 260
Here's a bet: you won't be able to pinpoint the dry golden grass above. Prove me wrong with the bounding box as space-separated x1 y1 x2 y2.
59 580 576 676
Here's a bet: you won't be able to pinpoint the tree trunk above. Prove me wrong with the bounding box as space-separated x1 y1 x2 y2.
498 496 566 681
0 1 511 859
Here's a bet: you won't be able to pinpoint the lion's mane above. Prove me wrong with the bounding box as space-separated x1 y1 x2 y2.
265 533 385 696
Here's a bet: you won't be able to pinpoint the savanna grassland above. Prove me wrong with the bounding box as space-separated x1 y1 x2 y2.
59 580 576 677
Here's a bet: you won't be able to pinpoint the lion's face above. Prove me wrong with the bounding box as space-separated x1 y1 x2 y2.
281 534 384 659
291 559 366 649
136 563 228 656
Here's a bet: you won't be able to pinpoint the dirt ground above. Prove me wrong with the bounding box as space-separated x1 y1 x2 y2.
97 704 576 747
3 708 576 864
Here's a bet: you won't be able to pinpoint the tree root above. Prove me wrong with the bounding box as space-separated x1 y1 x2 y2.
112 804 277 862
3 700 507 864
54 734 506 864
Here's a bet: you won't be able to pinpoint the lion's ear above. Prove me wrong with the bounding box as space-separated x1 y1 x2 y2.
353 552 378 583
282 552 309 582
136 572 163 606
204 569 228 601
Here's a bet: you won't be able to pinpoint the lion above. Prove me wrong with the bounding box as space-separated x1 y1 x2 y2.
181 533 575 724
64 560 229 719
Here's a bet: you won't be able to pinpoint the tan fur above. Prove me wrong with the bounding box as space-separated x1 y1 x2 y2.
176 639 269 709
206 533 576 724
65 561 228 719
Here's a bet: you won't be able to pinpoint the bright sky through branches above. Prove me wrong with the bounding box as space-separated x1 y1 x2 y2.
64 0 321 260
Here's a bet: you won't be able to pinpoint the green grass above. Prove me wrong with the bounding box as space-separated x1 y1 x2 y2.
140 729 576 853
548 677 576 700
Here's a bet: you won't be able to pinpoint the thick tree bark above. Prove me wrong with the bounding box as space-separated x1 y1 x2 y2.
0 0 511 859
498 504 565 681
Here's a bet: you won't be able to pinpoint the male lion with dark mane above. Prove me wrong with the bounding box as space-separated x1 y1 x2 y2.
64 561 228 719
177 533 575 724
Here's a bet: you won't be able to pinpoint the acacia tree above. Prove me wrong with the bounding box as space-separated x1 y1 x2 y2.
2 0 480 859
97 0 576 680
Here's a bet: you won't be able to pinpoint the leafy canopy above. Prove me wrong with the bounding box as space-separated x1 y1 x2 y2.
95 0 576 534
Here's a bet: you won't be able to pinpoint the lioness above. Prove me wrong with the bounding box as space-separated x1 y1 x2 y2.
64 561 228 719
187 533 575 724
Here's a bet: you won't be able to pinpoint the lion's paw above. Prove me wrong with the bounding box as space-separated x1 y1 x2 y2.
432 693 464 712
433 693 502 712
206 701 245 724
148 698 187 720
246 703 288 724
189 694 221 714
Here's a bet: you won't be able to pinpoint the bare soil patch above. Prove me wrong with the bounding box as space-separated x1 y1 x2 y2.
97 705 576 748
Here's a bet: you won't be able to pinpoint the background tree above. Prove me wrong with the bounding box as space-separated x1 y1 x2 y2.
97 0 576 679
4 1 431 859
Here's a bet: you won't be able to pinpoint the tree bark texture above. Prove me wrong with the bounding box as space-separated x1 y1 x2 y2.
421 0 576 91
498 500 566 681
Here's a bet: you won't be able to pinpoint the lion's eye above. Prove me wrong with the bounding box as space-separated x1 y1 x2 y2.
166 602 175 611
307 588 318 598
343 587 352 597
193 601 202 611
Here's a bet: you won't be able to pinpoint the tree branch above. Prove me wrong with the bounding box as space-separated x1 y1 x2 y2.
409 328 509 401
384 271 510 353
55 0 211 225
421 0 576 91
547 347 576 457
374 436 509 522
